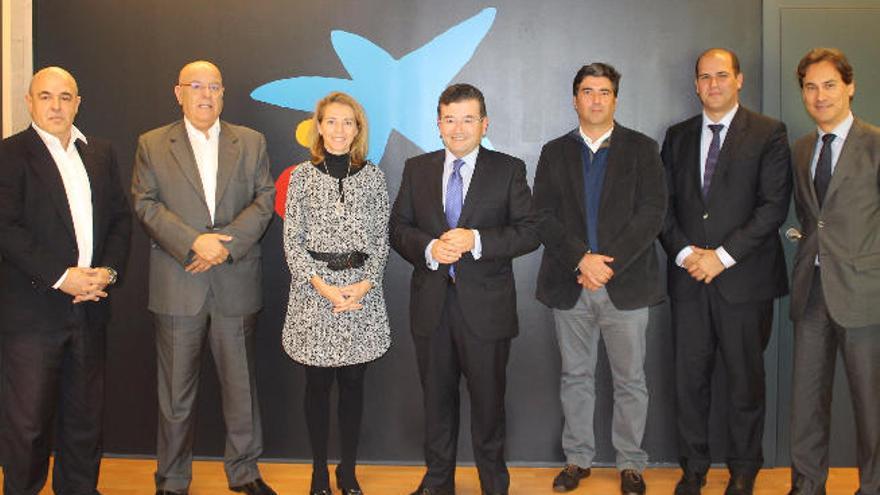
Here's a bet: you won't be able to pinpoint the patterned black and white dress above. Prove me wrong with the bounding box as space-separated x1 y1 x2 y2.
282 159 391 367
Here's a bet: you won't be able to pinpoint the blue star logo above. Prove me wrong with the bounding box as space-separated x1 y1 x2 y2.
251 7 497 164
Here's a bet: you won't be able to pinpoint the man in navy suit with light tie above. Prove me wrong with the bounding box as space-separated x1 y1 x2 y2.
660 48 792 495
390 83 539 495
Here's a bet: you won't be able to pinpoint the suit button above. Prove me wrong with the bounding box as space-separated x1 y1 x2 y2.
702 212 709 220
818 220 825 228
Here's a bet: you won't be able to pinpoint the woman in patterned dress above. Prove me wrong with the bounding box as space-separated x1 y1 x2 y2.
282 92 390 495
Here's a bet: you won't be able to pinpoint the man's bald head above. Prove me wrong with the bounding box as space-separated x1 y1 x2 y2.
29 66 79 96
26 66 82 146
175 60 225 133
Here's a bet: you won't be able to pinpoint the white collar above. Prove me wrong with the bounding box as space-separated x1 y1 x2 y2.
31 122 88 150
183 117 220 140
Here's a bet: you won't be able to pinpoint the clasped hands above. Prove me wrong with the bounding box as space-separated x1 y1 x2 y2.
683 247 725 284
430 228 475 264
186 233 233 273
59 267 113 304
312 276 372 313
577 253 615 291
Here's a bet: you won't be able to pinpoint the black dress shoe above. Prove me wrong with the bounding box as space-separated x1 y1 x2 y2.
230 478 277 495
674 472 707 495
310 490 332 495
553 464 591 492
725 474 756 495
409 487 455 495
155 490 187 495
341 488 363 495
621 469 646 495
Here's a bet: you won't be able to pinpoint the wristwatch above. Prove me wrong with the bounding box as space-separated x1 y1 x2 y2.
101 267 118 285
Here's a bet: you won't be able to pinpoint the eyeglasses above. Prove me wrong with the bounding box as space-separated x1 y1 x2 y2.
439 116 483 126
178 81 224 93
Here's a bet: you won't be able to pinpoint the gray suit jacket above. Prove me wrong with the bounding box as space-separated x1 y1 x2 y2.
790 118 880 328
132 120 275 316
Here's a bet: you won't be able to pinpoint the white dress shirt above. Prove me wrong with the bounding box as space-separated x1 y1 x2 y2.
425 147 483 269
32 123 94 289
184 117 221 223
675 105 738 269
810 111 854 179
579 125 613 153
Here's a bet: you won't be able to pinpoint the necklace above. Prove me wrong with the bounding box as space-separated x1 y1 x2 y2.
320 160 352 216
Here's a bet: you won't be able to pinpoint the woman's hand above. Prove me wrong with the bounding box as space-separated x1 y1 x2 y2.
339 280 373 308
311 276 368 313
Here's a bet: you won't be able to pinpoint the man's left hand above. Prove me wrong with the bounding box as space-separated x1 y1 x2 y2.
440 228 475 253
687 248 725 283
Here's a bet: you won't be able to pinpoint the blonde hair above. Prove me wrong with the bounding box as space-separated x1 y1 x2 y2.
309 92 369 167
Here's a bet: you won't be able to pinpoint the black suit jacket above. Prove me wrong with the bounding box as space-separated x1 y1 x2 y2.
660 106 791 303
0 127 131 333
390 147 539 340
534 124 667 311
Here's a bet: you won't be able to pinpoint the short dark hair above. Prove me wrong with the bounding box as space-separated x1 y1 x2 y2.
572 63 621 96
695 48 741 77
796 47 854 88
437 83 486 118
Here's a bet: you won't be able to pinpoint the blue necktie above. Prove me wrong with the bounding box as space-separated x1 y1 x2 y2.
445 159 464 278
814 133 836 207
702 124 724 199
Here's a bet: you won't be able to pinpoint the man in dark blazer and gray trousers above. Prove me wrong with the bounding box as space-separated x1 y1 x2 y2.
0 67 131 494
788 48 880 495
131 61 276 495
533 63 666 495
660 49 792 495
391 84 539 495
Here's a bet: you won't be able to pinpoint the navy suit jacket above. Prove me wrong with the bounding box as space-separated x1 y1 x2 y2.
390 147 539 340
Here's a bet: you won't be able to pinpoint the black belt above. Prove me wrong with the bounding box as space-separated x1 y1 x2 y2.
307 250 368 271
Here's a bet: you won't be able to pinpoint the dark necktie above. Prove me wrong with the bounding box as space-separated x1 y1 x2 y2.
813 133 836 207
445 159 465 278
702 124 724 199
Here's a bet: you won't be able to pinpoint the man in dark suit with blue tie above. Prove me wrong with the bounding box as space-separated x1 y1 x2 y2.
660 48 792 495
788 47 880 495
390 84 540 495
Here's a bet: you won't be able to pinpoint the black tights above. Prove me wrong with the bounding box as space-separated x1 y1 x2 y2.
304 363 367 490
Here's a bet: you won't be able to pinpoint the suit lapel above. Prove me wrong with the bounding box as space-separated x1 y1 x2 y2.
426 151 447 228
458 147 489 227
708 107 748 204
824 119 864 205
168 122 208 210
564 131 587 228
24 128 77 242
598 125 627 217
794 132 820 216
682 118 705 207
215 122 241 210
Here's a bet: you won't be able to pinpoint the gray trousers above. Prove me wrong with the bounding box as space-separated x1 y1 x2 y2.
153 293 263 492
553 287 649 471
790 274 880 495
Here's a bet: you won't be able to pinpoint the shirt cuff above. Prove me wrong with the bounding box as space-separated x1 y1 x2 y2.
675 246 694 268
471 230 482 260
425 240 439 271
53 268 70 289
716 246 737 268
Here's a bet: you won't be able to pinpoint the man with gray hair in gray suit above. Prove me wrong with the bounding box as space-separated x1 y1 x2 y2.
132 60 276 495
